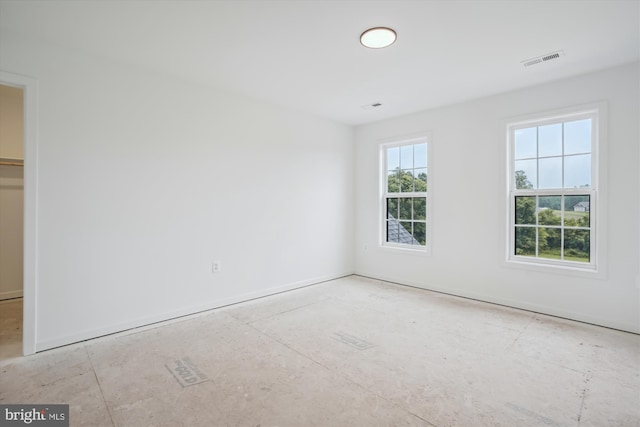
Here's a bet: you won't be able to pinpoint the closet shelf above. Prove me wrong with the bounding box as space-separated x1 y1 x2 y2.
0 157 24 167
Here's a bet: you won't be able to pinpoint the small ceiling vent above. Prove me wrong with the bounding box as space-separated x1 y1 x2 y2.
361 102 383 110
522 50 565 67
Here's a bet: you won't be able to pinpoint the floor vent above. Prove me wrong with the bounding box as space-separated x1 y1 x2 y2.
522 50 564 67
166 357 209 387
332 331 375 350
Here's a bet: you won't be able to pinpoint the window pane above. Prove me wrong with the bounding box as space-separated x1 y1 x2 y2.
414 169 427 191
414 197 426 220
399 221 413 244
538 123 562 157
514 160 536 189
515 227 536 256
399 198 412 220
539 157 562 189
538 196 561 226
564 229 590 262
515 196 536 225
400 145 413 169
564 154 591 189
414 143 427 168
564 195 590 227
539 227 561 260
514 127 537 159
387 147 399 171
400 170 414 192
538 196 561 210
387 198 398 219
387 220 400 243
564 119 591 155
414 222 426 246
387 170 400 192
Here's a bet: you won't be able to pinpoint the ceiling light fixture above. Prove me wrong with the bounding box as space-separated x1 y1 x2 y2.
360 27 397 49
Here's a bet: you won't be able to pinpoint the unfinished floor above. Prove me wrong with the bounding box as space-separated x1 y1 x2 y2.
0 298 22 361
0 276 638 426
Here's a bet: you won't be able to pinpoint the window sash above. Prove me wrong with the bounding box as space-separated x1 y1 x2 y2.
509 111 597 191
509 191 595 267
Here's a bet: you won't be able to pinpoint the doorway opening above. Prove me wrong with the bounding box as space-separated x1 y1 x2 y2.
0 84 24 360
0 71 38 357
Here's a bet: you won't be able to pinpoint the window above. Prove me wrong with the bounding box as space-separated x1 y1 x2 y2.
508 107 599 269
381 138 429 251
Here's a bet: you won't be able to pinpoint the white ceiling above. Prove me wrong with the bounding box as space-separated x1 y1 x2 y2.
1 0 638 125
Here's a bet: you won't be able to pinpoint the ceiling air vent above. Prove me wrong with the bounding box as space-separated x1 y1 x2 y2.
361 102 383 110
522 50 564 68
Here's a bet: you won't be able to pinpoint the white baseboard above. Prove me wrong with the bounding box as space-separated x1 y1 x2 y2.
36 272 354 352
354 272 640 335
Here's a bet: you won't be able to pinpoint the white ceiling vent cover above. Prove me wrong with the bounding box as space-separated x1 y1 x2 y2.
522 50 565 67
361 102 383 110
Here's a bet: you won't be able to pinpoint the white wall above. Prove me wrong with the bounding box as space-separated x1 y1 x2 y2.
0 84 24 300
355 62 640 333
0 34 355 351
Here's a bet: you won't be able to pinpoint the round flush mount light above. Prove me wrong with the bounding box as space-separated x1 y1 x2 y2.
360 27 397 49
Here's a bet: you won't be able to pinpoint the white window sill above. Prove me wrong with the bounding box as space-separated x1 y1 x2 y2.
504 256 606 280
380 243 431 257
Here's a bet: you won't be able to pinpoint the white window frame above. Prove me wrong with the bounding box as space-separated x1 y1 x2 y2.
380 135 432 255
506 103 606 275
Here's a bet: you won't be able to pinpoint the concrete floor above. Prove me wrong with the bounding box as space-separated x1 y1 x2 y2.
0 276 638 426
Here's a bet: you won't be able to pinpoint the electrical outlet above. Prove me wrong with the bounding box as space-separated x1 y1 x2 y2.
212 260 221 273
